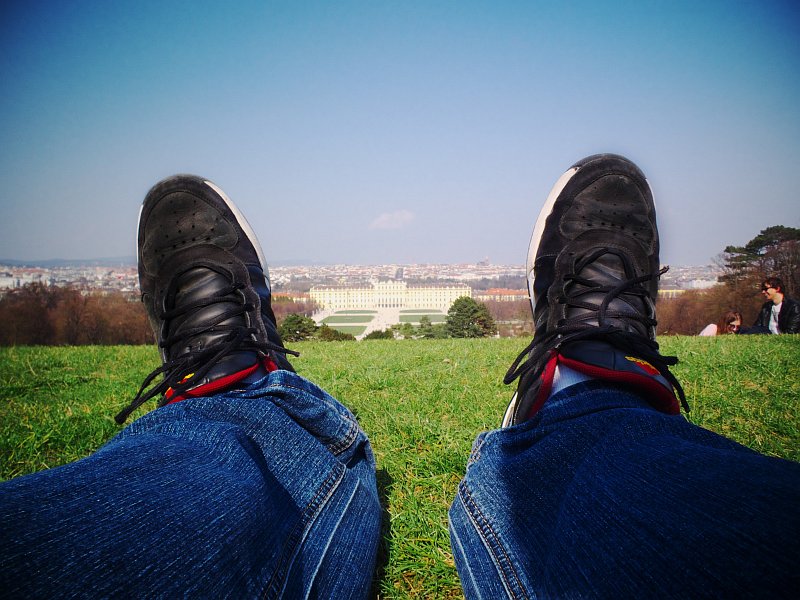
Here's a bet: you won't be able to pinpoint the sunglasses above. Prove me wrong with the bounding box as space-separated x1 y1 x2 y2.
761 285 774 292
727 323 739 331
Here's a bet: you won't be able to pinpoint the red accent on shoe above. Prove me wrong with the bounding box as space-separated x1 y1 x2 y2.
559 354 680 415
520 350 559 423
263 355 279 373
164 356 280 405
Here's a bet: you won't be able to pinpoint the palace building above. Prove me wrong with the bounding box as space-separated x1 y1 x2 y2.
474 288 529 302
310 280 471 312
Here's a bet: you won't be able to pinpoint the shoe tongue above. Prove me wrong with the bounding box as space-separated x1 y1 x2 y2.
566 250 651 336
166 266 246 358
576 252 627 288
174 266 232 306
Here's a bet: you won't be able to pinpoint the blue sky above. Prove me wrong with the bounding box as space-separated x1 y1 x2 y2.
1 0 798 266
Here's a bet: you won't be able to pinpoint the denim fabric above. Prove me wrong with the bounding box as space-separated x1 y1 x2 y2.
0 371 381 599
449 380 800 599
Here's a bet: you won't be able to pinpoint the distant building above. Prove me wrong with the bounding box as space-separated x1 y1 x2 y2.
310 280 471 311
689 279 717 289
658 289 686 299
475 288 528 302
273 291 313 303
0 273 16 290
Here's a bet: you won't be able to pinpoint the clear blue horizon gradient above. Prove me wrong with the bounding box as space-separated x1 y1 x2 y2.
1 1 798 266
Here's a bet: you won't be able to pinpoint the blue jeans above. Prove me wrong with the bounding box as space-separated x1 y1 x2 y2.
449 380 800 598
0 371 381 598
2 375 799 598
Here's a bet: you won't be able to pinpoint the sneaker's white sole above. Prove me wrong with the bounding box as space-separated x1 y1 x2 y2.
525 166 580 309
204 179 268 270
502 166 580 429
501 390 518 428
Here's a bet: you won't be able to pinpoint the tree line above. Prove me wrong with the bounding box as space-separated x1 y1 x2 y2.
0 284 152 346
0 286 323 346
657 225 799 335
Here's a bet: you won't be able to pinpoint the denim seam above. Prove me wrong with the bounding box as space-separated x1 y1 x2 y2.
261 462 346 598
459 482 530 599
327 418 360 457
466 435 487 469
259 381 361 457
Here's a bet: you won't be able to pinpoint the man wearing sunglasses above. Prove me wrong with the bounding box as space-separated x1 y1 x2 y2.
752 276 800 334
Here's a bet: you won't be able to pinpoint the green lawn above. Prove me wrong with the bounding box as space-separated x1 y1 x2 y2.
400 309 443 314
322 315 376 324
334 310 378 315
398 314 446 323
327 325 368 336
1 336 798 598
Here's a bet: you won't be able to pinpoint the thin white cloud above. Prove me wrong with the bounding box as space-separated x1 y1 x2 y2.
369 209 415 230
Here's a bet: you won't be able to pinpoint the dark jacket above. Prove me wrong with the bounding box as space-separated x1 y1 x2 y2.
754 296 800 334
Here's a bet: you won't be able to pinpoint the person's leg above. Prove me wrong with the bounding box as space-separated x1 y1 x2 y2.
0 175 380 598
450 154 800 598
740 325 771 334
0 371 380 598
450 382 800 598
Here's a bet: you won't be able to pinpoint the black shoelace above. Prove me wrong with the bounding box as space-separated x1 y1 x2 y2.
114 282 298 424
504 253 688 412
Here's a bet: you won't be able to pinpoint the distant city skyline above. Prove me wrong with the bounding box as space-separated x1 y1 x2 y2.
2 2 798 267
0 255 721 269
0 258 721 290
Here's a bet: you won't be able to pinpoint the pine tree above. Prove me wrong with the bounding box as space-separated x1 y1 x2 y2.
445 296 497 338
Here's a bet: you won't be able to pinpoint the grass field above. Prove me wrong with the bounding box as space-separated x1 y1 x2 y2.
327 325 368 336
334 310 379 315
400 309 442 314
322 315 376 324
1 336 798 597
399 314 446 323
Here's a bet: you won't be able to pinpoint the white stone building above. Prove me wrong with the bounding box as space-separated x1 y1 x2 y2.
310 280 471 312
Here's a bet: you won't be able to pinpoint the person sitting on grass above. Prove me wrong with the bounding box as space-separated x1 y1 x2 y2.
698 309 743 336
750 276 800 334
1 155 798 598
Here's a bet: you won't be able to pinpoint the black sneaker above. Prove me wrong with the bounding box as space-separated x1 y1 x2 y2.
502 154 687 427
115 175 298 424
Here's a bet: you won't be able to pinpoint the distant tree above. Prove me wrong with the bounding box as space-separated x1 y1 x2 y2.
271 297 319 322
418 315 434 338
720 226 800 295
363 329 395 340
0 283 58 345
415 316 450 339
51 288 91 344
428 323 449 339
92 294 152 344
483 299 533 324
656 290 713 336
0 284 152 346
390 322 416 339
279 313 318 342
475 302 498 337
459 275 527 292
446 296 497 338
316 324 356 341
